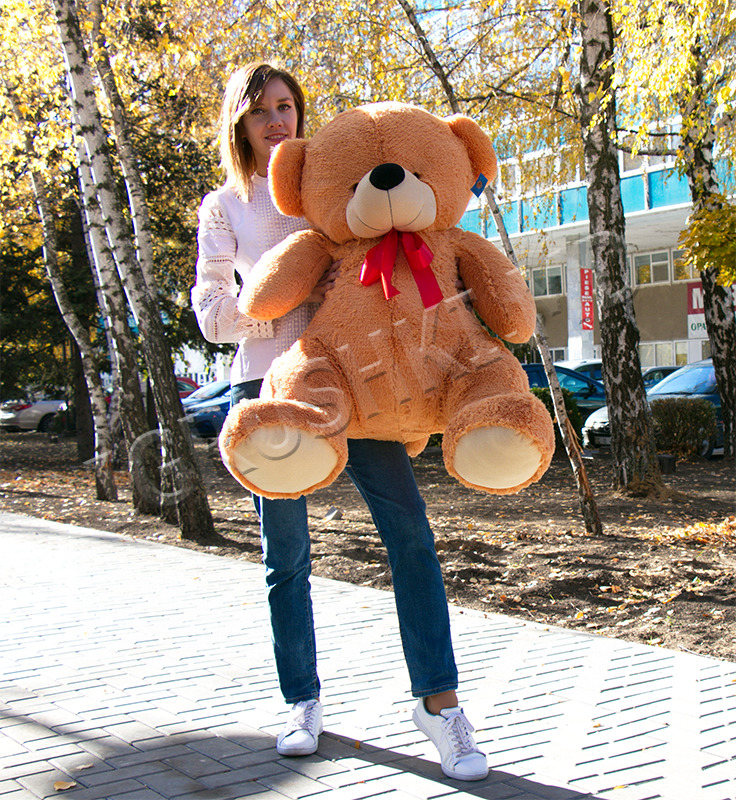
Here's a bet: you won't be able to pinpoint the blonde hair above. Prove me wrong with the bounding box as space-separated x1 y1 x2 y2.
219 62 306 200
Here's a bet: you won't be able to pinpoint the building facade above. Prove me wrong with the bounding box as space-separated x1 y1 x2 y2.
460 153 733 368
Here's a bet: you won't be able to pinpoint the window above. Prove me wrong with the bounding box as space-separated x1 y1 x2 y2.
531 265 563 296
622 151 644 172
673 249 697 281
633 251 669 285
639 340 689 367
498 162 519 199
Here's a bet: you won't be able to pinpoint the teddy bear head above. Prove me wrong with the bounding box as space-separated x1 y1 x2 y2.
268 102 497 245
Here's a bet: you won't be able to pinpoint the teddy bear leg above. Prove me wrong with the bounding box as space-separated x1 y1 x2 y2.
443 393 555 495
219 398 348 499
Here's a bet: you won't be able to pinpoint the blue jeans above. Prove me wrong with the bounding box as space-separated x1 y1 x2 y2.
232 380 458 704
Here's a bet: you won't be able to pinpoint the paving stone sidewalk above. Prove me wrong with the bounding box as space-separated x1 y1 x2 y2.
1 511 735 800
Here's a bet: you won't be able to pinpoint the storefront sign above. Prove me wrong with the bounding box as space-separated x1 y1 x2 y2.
580 268 594 330
687 281 708 338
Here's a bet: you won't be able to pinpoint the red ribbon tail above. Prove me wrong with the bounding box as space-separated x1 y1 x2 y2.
402 232 443 308
360 229 400 300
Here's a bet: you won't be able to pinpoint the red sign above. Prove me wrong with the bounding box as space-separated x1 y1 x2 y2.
687 281 704 315
581 269 594 330
581 298 594 331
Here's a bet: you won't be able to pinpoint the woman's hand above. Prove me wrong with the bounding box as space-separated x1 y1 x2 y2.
305 262 340 304
455 275 474 311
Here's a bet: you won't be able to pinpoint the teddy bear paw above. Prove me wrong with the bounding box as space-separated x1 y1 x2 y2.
451 426 543 491
227 425 340 496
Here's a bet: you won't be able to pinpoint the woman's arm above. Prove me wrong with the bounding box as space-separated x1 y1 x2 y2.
239 230 334 320
191 193 274 343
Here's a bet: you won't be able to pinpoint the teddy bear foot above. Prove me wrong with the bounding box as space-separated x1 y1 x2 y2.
450 426 543 491
443 393 554 494
226 425 341 497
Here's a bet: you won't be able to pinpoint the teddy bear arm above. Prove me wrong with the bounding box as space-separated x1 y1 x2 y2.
240 231 334 320
455 233 537 343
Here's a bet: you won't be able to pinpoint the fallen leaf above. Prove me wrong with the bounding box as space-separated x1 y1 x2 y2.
54 781 77 792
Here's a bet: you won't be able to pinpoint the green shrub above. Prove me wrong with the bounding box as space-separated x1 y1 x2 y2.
651 397 717 459
531 387 583 448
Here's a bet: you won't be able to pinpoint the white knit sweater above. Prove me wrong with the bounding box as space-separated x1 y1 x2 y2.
191 175 314 384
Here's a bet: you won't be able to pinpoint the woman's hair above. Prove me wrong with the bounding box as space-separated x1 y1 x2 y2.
219 62 306 199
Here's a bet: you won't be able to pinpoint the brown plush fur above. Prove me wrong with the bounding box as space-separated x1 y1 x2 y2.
219 102 555 498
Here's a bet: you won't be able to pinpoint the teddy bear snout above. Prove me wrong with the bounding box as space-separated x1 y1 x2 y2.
346 164 437 238
369 163 406 191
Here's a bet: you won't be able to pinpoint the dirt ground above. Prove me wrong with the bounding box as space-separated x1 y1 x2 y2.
1 430 734 662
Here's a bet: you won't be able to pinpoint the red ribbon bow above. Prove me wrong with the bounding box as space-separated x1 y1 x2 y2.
359 229 443 309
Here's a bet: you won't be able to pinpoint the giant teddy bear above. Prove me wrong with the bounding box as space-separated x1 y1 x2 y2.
219 102 555 498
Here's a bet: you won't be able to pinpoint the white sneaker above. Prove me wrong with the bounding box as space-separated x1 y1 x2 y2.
413 699 488 781
276 699 323 756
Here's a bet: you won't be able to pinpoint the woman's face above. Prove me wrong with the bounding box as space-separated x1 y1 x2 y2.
241 78 299 177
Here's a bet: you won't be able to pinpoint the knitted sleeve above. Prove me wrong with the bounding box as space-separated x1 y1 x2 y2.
191 193 274 343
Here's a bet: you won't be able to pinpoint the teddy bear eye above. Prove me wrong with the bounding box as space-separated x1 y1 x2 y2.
413 172 421 179
351 183 359 193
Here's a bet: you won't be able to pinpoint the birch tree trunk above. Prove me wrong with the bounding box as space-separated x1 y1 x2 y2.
680 47 736 458
76 140 162 513
485 191 602 534
53 0 215 540
398 0 601 533
578 0 664 494
5 82 117 500
89 0 156 294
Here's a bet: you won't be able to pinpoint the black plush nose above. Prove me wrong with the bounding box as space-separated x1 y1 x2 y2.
369 163 405 191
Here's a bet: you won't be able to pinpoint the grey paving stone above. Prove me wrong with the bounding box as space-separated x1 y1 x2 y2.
221 750 285 772
162 753 231 779
15 768 82 799
173 786 269 800
56 779 148 800
0 788 43 800
255 770 333 799
3 513 736 800
135 768 208 798
76 735 141 760
201 762 292 789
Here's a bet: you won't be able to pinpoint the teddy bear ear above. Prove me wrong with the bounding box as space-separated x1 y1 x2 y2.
445 115 498 183
268 138 307 217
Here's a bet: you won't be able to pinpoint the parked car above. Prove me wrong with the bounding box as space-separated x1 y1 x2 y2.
0 399 66 432
555 359 603 382
184 387 232 438
582 359 723 456
522 363 606 420
176 376 199 398
641 365 679 389
181 380 230 408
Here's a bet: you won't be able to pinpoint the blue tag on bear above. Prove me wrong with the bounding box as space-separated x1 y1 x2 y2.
471 173 488 197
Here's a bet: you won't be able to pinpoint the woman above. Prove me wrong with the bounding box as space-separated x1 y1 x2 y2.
191 62 487 781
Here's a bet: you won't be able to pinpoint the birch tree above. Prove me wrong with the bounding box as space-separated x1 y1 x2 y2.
52 0 214 540
615 0 736 457
578 0 663 493
75 133 162 513
397 0 602 533
5 85 117 500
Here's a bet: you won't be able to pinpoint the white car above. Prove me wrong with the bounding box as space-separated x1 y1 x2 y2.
0 399 66 432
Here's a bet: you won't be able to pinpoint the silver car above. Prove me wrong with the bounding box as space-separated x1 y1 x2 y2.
0 399 66 432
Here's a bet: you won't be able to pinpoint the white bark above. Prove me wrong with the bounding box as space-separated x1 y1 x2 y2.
75 132 162 513
89 0 157 294
5 80 116 500
579 0 663 492
53 0 214 538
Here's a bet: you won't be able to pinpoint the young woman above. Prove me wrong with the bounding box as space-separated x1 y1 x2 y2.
191 62 488 782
